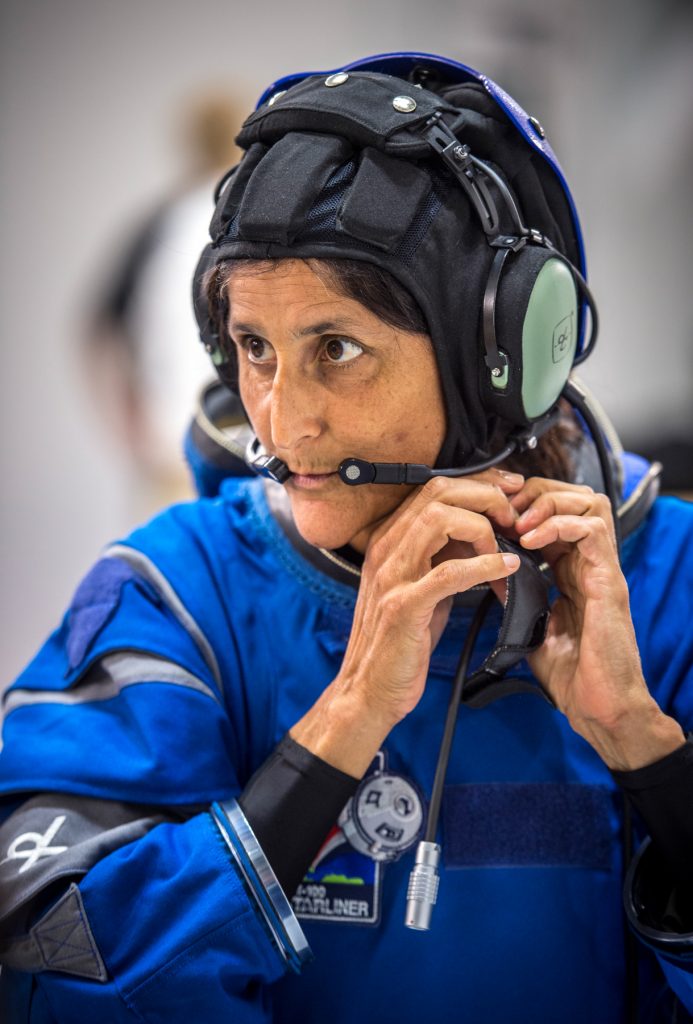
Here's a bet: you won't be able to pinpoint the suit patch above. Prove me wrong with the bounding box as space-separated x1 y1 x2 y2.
292 822 383 925
66 558 142 670
292 753 424 926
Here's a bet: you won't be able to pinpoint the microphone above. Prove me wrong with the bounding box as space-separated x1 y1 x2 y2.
245 437 292 484
338 448 515 486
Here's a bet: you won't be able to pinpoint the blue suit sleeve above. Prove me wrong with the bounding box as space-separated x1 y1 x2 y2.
0 542 310 1022
27 812 291 1024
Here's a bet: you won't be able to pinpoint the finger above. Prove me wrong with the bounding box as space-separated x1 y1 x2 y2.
519 515 617 560
384 504 500 580
417 504 500 562
478 467 526 493
510 477 594 515
515 490 614 535
407 475 519 529
367 471 522 550
409 551 521 613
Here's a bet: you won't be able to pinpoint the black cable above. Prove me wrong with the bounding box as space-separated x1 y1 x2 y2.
424 443 517 478
424 590 495 843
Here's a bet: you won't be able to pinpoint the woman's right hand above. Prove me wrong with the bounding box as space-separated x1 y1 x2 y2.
290 469 524 777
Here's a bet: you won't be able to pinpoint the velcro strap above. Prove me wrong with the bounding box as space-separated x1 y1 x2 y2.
461 537 551 707
237 132 352 245
337 148 431 251
237 72 456 158
442 782 615 869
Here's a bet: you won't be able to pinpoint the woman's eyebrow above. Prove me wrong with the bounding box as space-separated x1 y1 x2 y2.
294 317 362 338
229 317 363 339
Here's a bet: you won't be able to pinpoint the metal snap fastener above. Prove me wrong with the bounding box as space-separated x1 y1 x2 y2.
325 72 349 87
528 115 546 139
393 95 417 113
268 90 287 106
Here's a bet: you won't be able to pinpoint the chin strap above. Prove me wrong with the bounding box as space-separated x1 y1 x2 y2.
460 536 552 708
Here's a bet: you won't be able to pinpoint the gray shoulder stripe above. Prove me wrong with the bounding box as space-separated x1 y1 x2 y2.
103 544 222 691
4 652 220 716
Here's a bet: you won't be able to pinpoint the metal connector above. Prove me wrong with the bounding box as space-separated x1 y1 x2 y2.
404 840 441 930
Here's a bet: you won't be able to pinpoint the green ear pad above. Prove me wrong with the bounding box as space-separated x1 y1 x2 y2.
482 247 578 426
520 257 577 418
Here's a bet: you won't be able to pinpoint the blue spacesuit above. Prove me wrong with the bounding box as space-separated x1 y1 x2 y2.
1 436 692 1022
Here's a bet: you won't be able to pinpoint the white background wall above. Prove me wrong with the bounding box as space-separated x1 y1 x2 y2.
2 0 692 683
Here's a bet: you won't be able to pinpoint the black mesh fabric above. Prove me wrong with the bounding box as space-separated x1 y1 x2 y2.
302 161 357 235
392 170 448 266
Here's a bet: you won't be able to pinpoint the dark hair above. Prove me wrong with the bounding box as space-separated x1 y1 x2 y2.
206 256 427 338
206 257 576 480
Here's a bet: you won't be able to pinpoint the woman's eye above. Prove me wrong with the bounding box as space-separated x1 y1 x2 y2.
246 337 273 363
323 337 364 364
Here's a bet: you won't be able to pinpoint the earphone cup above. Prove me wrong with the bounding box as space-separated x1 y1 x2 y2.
192 244 239 392
192 244 214 339
481 246 578 427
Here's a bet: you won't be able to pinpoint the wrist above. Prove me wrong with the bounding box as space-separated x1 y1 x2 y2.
579 699 686 772
290 682 393 779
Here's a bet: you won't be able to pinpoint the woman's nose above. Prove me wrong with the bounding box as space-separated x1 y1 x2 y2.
269 365 324 452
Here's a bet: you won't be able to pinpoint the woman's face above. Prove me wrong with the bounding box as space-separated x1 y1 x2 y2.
226 259 447 552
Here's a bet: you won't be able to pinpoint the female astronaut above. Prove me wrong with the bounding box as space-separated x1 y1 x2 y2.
1 53 692 1023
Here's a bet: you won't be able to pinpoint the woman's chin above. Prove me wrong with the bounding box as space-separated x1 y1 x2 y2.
289 500 363 552
293 517 360 553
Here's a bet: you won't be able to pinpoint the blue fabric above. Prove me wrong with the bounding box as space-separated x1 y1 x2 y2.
0 477 692 1022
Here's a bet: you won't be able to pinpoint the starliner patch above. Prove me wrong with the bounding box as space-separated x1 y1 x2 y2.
292 753 425 926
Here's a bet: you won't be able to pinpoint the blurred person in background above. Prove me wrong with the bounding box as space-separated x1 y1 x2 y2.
1 52 692 1024
82 91 244 515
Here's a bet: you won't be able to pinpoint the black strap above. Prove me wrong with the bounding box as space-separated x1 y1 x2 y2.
460 537 551 708
237 72 456 158
337 147 431 251
237 133 352 245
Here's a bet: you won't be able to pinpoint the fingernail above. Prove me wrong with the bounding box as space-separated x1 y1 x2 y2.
498 471 524 483
522 528 537 540
502 553 520 569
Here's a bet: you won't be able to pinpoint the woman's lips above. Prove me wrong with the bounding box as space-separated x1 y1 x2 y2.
288 471 338 490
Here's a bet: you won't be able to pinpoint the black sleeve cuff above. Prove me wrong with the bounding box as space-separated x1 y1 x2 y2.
612 734 693 938
610 733 693 887
238 734 360 898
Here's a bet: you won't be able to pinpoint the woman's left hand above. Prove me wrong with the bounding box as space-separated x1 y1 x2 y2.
511 478 685 770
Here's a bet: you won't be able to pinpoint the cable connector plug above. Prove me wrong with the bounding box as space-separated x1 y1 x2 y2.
404 840 441 930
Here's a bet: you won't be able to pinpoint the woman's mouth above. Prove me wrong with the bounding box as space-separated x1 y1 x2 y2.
288 470 338 490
